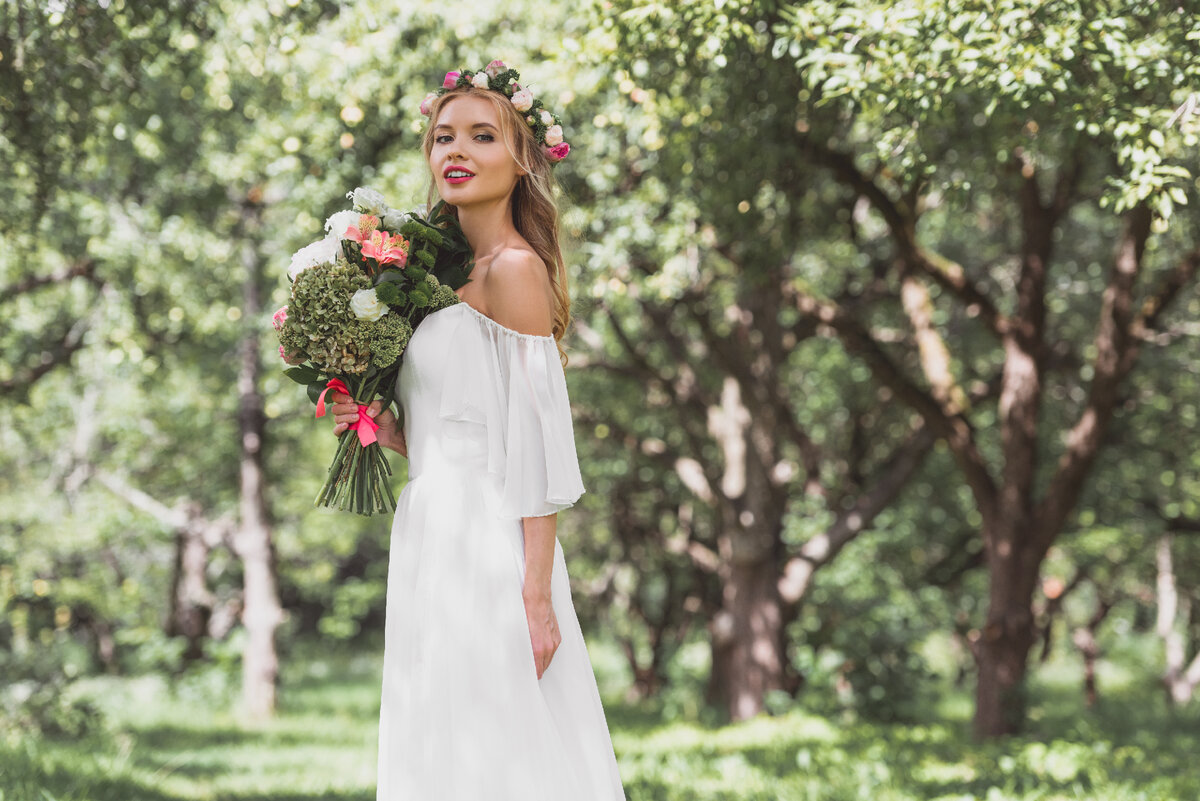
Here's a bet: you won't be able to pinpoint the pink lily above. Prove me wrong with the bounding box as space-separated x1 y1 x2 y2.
360 230 409 267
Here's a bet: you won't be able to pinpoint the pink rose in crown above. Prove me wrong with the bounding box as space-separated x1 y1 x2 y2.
484 59 506 78
420 91 438 116
511 86 534 112
443 71 460 88
272 305 288 331
545 142 570 162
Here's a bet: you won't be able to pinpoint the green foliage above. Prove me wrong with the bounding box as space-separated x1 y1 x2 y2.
775 0 1200 219
4 641 1200 800
2 0 1199 750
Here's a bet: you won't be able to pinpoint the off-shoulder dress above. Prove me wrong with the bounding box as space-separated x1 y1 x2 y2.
375 300 626 800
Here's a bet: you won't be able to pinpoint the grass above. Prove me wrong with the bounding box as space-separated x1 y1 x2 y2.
3 638 1200 801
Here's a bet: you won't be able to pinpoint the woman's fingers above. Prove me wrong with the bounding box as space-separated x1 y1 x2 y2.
328 396 388 438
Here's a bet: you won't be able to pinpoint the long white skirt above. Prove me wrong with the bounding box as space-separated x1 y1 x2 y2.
375 467 627 800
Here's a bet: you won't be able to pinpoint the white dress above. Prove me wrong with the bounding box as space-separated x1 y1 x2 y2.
376 301 626 800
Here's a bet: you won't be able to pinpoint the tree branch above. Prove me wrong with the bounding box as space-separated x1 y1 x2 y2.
1036 205 1156 550
799 134 1009 336
793 288 999 516
778 420 935 603
0 318 89 397
1 258 96 296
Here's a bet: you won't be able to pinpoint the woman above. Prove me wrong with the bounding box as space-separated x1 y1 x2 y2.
327 62 626 800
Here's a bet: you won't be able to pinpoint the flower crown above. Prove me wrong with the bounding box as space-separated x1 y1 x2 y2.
419 60 571 165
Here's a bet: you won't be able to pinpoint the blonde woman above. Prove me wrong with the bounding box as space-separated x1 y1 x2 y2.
326 62 626 799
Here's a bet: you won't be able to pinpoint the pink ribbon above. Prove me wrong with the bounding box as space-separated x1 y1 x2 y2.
315 378 379 447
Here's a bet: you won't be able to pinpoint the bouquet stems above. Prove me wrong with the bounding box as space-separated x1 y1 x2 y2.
314 372 397 515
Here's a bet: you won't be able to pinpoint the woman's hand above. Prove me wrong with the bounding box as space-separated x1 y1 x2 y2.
523 593 561 680
328 391 407 457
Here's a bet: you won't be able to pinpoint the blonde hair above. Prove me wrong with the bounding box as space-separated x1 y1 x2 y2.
422 86 572 364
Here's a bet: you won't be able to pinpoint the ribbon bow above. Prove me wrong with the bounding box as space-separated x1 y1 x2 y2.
315 378 379 447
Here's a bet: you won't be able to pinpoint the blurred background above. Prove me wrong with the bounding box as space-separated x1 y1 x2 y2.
2 1 1200 799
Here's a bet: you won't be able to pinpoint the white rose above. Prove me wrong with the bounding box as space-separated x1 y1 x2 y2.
539 109 553 126
347 186 388 215
382 209 413 230
350 288 388 322
287 237 341 281
511 87 534 112
324 210 360 238
471 72 490 90
544 124 563 146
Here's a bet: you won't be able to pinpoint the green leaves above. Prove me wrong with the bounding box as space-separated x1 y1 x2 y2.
283 365 320 385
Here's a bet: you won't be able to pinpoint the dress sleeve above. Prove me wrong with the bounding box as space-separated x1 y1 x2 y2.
438 305 585 519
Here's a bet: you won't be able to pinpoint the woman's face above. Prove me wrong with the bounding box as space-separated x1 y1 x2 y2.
429 94 524 209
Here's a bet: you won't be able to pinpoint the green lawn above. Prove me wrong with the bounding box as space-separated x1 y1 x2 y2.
3 639 1200 801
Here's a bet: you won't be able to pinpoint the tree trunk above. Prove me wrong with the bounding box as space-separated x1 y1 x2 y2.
1072 594 1112 707
709 556 786 720
1157 534 1200 705
973 521 1040 738
166 503 215 663
232 200 283 720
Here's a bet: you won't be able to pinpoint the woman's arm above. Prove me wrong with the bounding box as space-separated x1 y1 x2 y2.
521 513 556 601
485 248 563 678
522 512 561 679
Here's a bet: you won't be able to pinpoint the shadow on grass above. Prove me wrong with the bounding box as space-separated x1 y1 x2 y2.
1 742 180 801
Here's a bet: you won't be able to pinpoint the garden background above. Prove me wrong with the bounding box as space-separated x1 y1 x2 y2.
3 1 1200 799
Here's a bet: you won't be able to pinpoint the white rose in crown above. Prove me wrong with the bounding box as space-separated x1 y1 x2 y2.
511 87 534 112
539 109 553 126
288 238 342 281
544 124 564 147
350 288 388 322
471 72 490 90
324 210 360 239
347 186 388 216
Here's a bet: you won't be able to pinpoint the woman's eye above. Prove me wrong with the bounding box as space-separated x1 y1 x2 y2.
435 134 452 144
475 133 494 142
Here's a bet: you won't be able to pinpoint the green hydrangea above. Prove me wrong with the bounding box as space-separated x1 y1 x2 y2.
429 284 459 311
367 313 413 369
277 316 309 360
288 258 374 373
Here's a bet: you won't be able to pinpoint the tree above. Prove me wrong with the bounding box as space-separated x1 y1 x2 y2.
567 1 945 722
595 0 1200 735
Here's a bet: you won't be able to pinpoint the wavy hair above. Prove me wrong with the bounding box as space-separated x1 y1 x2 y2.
422 86 572 364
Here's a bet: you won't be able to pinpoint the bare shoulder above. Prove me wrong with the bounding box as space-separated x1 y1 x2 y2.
482 247 554 337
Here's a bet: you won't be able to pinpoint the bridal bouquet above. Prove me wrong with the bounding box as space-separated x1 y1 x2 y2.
274 187 472 515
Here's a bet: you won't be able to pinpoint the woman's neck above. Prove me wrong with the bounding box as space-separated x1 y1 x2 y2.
456 197 520 261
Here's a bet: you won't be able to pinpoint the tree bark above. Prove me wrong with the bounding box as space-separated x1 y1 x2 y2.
231 198 283 720
1156 534 1200 705
165 503 216 663
1072 594 1112 708
708 557 786 719
972 517 1042 736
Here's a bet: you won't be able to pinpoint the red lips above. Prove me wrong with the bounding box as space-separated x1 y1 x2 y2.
443 165 476 183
